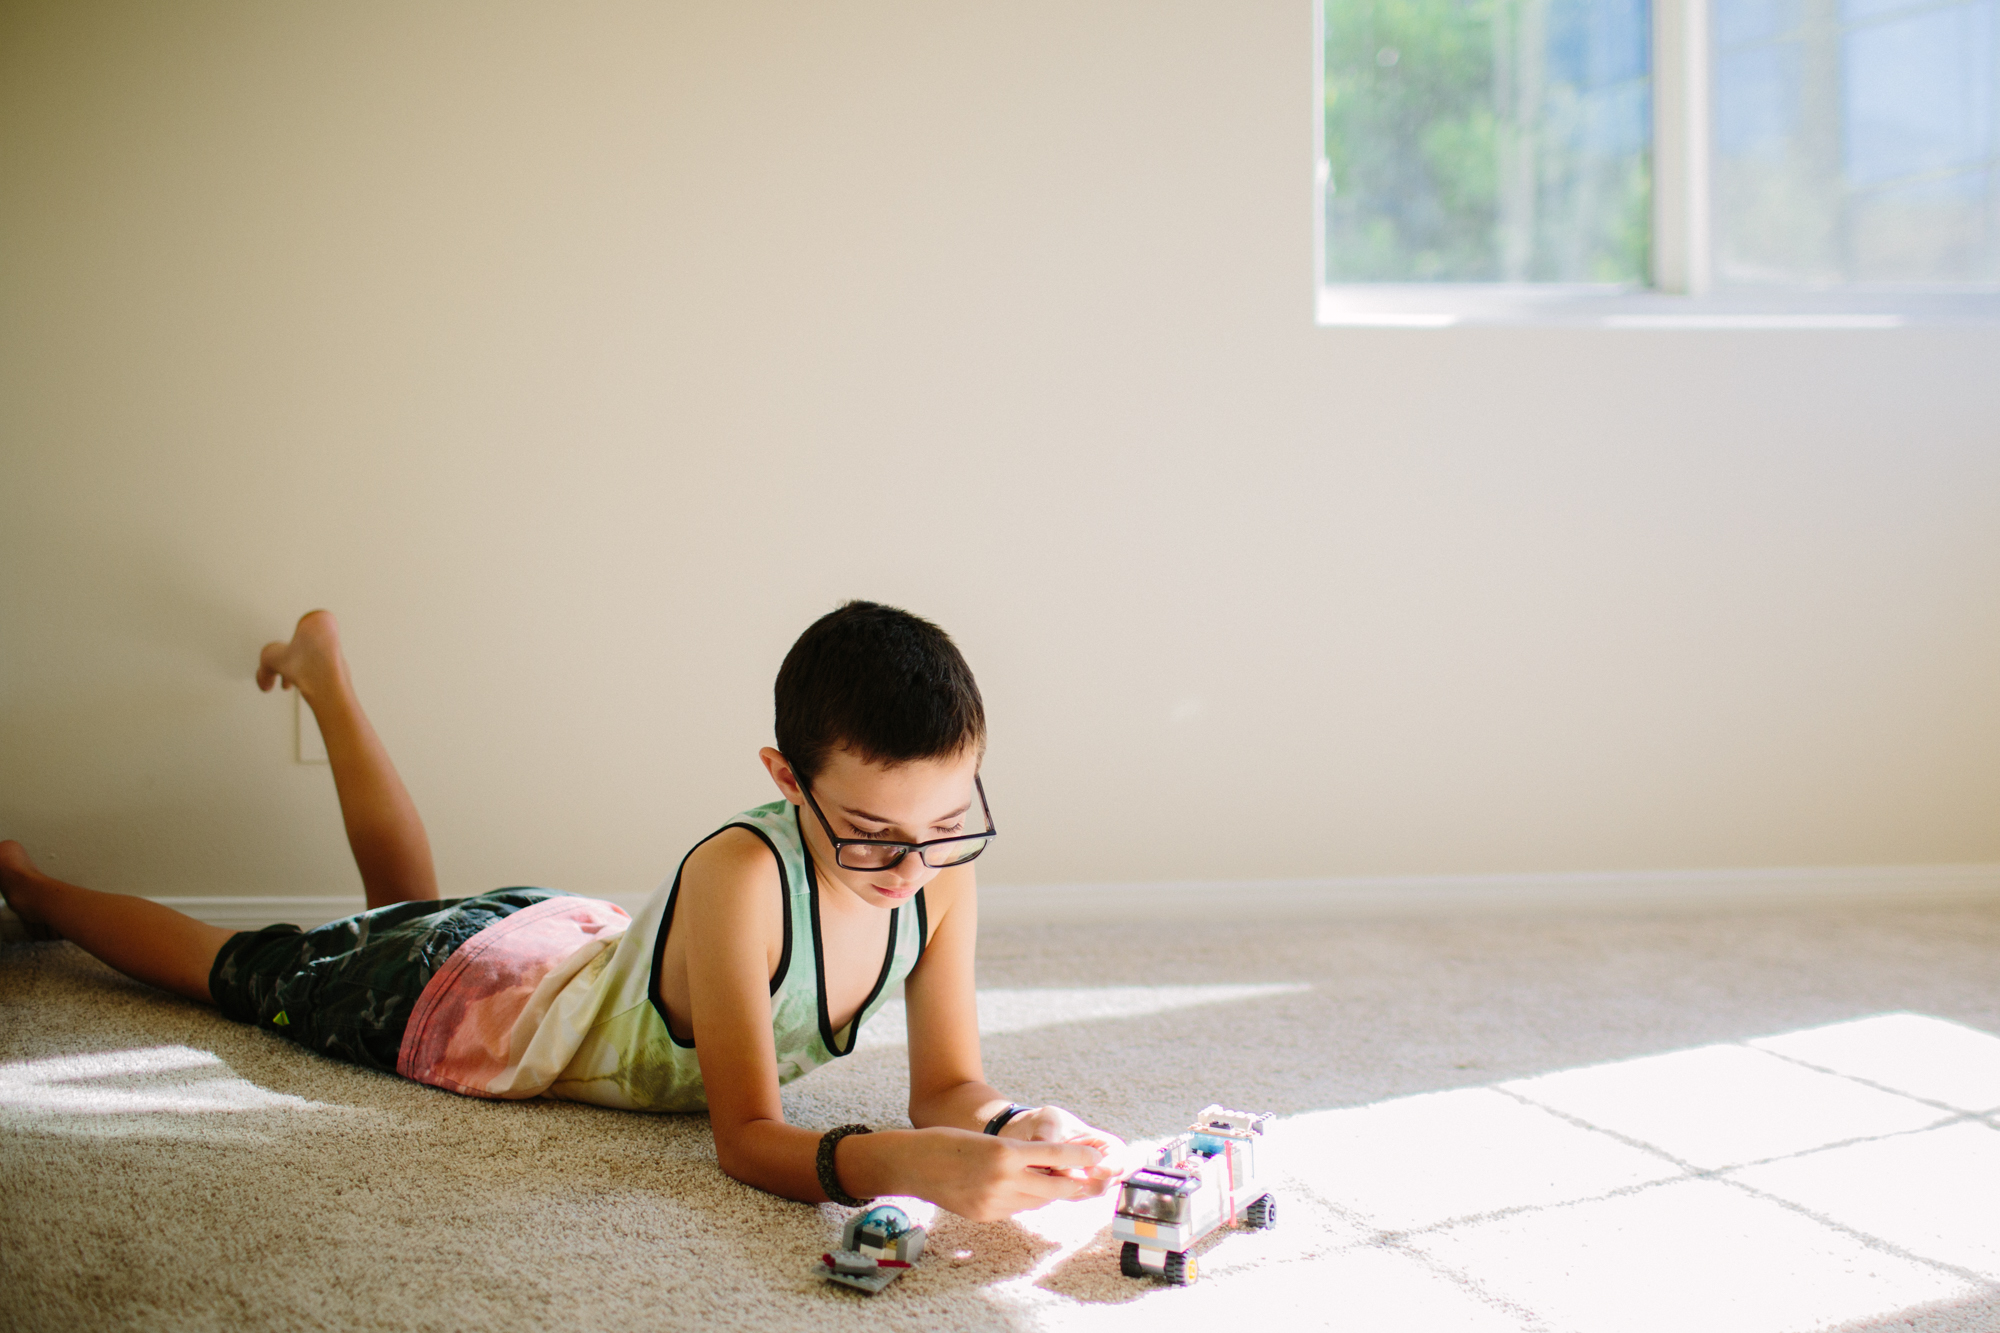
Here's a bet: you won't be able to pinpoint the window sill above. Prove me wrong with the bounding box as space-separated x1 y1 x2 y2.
1316 284 2000 330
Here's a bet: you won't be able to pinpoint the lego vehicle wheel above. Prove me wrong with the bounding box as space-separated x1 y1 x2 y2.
1162 1250 1195 1286
1245 1193 1277 1230
1119 1242 1144 1279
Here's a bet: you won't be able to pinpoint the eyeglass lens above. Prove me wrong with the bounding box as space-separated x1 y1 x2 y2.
835 836 993 871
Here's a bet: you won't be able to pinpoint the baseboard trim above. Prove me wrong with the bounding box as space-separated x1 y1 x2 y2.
975 863 2000 925
144 894 658 931
148 896 373 930
150 863 2000 930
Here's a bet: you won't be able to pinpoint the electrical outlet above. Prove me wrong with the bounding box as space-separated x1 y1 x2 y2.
296 692 328 764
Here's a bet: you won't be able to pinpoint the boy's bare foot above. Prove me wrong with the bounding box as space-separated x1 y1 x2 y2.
0 841 61 937
257 610 348 701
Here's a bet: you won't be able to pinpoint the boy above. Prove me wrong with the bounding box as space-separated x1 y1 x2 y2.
0 604 1123 1221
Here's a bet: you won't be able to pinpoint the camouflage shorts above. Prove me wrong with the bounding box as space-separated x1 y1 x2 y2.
207 889 564 1072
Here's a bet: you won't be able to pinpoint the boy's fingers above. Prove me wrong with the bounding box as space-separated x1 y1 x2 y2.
1089 1141 1143 1176
1008 1166 1108 1207
1013 1140 1104 1172
1070 1134 1124 1162
1041 1132 1129 1179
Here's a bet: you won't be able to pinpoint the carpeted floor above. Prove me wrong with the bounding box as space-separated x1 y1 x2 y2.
4 903 2000 1333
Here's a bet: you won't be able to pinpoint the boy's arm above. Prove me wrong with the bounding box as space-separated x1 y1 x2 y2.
676 836 1112 1216
902 870 1131 1172
901 865 1012 1130
682 839 1111 1219
680 832 827 1201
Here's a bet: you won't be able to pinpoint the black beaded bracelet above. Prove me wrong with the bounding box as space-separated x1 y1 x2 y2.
816 1123 875 1207
983 1103 1032 1136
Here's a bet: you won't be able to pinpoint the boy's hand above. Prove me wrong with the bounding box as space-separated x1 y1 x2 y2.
998 1106 1136 1185
861 1127 1113 1222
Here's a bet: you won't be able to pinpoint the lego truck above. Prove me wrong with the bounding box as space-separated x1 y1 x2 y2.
1113 1104 1277 1285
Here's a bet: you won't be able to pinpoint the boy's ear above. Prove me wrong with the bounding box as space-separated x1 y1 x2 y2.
759 747 805 805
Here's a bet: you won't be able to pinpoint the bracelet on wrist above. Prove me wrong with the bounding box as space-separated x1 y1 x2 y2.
816 1124 875 1207
983 1103 1032 1136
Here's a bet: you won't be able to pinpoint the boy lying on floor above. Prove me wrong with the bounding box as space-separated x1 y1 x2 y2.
0 603 1124 1220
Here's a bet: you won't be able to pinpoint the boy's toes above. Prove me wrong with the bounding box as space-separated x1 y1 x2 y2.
257 611 342 694
256 643 289 692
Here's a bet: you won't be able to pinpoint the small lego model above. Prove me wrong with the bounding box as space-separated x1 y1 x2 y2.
1112 1104 1277 1286
812 1204 928 1294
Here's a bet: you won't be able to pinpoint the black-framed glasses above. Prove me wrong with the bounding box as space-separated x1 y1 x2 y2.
798 774 998 871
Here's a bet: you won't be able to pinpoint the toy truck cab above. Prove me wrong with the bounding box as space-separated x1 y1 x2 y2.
1113 1104 1277 1285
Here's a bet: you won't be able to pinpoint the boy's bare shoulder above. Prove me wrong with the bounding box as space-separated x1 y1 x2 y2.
666 826 786 970
678 824 783 895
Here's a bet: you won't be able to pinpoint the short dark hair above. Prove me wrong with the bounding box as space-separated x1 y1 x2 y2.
774 601 986 784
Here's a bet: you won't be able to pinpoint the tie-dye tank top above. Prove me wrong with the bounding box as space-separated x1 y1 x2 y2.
395 799 929 1112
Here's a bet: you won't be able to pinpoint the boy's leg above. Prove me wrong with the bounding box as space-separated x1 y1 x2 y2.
0 841 232 1002
0 611 437 1004
259 610 439 909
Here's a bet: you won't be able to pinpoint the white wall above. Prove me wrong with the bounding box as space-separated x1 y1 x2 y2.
3 0 1997 906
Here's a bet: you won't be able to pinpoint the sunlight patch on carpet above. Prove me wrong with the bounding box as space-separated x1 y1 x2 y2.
855 983 1311 1050
1406 1180 1970 1333
0 1044 325 1116
996 1012 2000 1333
1497 1042 1954 1170
1748 1012 2000 1113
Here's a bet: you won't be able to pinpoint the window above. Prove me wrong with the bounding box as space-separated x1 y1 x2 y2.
1322 0 1654 283
1316 0 2000 323
1712 0 1997 285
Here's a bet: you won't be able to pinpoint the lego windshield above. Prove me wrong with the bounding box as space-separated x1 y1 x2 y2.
1116 1179 1190 1224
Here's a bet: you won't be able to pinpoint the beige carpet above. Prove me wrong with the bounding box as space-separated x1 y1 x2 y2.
5 904 2000 1333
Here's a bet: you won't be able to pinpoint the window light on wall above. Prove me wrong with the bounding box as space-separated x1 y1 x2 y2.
1315 0 2000 326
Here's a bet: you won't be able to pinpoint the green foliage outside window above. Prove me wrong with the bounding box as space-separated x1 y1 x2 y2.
1323 0 1654 283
